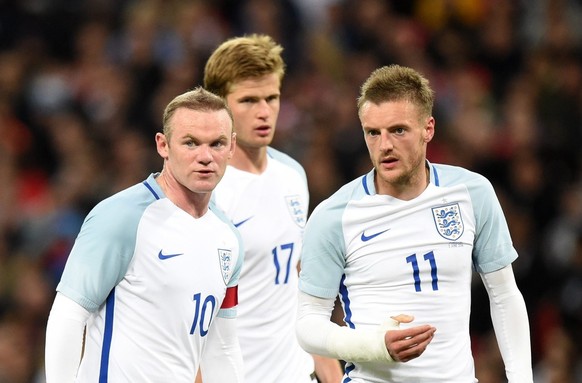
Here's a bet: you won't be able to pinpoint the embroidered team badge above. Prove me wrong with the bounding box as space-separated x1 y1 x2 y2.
218 249 233 284
431 203 464 241
285 195 306 228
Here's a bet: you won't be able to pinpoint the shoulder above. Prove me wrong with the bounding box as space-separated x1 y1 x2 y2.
431 163 494 192
267 146 306 178
208 199 235 229
93 181 155 216
83 180 158 238
431 163 501 213
208 199 243 241
309 175 367 223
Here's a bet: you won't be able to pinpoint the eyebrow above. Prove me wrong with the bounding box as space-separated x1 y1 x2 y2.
181 133 229 142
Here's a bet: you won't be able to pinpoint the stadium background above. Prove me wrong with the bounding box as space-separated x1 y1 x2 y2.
0 0 581 381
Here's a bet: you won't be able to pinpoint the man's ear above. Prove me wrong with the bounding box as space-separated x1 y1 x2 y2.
228 132 237 159
156 132 169 159
424 117 435 143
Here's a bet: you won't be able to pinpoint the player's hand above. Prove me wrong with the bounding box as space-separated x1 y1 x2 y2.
383 314 436 363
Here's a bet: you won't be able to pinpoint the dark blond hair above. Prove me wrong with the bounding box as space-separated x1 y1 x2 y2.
204 34 285 97
162 87 233 139
357 65 434 118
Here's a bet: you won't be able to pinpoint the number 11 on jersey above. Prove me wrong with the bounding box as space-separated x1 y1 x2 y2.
406 251 439 292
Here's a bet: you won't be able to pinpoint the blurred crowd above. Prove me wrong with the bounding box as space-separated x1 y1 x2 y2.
0 0 581 382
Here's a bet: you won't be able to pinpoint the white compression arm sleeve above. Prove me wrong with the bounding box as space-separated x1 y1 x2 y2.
296 291 395 363
199 316 244 382
45 292 90 383
480 265 533 382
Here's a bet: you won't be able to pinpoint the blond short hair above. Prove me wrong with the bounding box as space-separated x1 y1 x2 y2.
162 87 233 139
204 34 285 97
357 64 434 118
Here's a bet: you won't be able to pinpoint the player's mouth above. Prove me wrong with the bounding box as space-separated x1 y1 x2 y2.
380 157 398 169
255 125 272 137
196 169 215 177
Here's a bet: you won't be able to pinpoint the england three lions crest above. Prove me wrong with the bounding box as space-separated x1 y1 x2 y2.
432 203 464 241
218 249 233 285
285 195 306 228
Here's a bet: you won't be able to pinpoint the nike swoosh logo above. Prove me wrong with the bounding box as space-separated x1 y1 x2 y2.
360 229 390 242
233 216 253 228
158 250 184 260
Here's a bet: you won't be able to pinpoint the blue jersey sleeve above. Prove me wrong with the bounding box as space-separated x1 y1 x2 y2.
298 178 365 299
432 164 518 273
57 183 154 312
466 175 518 273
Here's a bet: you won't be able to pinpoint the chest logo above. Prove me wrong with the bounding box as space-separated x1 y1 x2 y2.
158 250 183 260
285 195 306 228
233 216 253 228
431 203 464 241
218 248 234 285
361 228 390 242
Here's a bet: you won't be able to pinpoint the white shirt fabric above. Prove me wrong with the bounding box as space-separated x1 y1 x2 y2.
299 162 524 383
212 147 315 383
52 173 244 382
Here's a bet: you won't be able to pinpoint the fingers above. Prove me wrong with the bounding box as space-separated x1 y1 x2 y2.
384 324 436 363
394 326 435 362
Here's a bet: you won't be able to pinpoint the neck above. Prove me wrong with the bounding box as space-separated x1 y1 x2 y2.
376 163 430 201
230 145 268 174
156 171 209 218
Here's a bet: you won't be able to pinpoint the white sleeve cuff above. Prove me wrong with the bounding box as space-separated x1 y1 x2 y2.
481 265 533 382
296 291 395 363
45 292 90 383
199 316 244 382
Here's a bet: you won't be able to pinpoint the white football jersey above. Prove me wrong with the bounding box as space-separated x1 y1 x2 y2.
299 162 518 383
213 147 315 382
57 173 244 382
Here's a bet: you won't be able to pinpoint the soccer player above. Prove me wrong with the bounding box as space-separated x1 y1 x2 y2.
45 87 244 382
203 34 343 382
296 65 533 382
